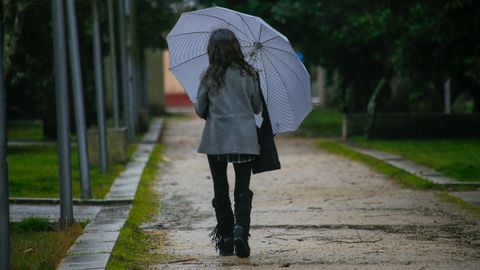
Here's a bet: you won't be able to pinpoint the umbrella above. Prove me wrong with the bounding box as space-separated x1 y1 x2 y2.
167 6 312 134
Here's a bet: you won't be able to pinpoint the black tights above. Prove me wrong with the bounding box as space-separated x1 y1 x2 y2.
207 155 252 201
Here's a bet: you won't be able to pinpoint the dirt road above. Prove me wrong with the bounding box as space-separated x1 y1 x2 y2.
149 114 480 269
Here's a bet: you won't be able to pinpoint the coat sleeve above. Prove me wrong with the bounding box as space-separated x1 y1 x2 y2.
250 74 263 114
195 84 209 119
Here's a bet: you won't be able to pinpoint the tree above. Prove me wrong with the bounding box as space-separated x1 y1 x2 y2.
197 0 480 113
2 0 180 139
392 1 480 112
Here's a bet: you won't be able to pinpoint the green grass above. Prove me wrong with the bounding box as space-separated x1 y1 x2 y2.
7 121 44 141
317 140 436 190
106 143 170 269
296 107 342 137
8 145 129 198
351 137 480 182
11 217 86 270
14 217 51 232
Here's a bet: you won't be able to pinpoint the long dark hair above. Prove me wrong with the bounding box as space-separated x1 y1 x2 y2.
201 28 256 92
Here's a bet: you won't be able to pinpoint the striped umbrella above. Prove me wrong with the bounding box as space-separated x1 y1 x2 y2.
167 6 312 134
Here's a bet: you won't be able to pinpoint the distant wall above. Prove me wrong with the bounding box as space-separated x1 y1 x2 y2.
343 113 480 139
104 49 167 116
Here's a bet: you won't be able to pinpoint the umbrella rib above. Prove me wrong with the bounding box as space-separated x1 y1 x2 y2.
261 35 280 44
251 51 261 85
260 49 295 123
262 45 297 59
258 51 269 105
190 13 250 41
167 31 211 38
261 48 293 121
252 47 260 66
257 24 263 42
263 48 308 89
237 13 255 41
169 52 207 70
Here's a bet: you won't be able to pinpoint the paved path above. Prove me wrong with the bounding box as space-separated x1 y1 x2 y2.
10 204 101 222
150 115 480 269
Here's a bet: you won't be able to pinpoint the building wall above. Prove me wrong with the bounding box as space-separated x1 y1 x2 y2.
163 50 192 106
163 50 184 94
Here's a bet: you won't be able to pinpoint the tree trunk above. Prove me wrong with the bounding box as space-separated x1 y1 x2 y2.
42 115 57 140
471 89 480 113
364 78 386 138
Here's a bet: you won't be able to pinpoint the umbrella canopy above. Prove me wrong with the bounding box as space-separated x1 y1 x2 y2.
167 6 312 134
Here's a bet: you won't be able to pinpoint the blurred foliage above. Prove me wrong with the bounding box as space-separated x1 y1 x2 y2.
2 0 179 138
198 0 480 113
137 0 179 50
2 0 479 128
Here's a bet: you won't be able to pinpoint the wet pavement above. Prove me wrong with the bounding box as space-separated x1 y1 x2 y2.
149 113 480 269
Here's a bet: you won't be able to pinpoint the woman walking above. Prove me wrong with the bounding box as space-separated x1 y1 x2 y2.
194 28 263 258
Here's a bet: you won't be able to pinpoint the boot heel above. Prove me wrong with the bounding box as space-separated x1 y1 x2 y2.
234 225 250 258
219 237 234 256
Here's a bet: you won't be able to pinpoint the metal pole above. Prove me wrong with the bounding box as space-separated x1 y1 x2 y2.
127 0 138 132
65 0 92 198
140 52 148 111
107 0 120 127
444 78 451 114
92 0 108 173
126 0 137 135
131 0 143 113
118 0 134 141
127 53 137 132
0 15 11 269
51 0 74 225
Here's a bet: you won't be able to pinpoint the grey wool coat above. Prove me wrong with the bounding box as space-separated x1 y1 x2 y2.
195 67 263 155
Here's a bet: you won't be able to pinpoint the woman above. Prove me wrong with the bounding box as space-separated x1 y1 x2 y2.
194 28 263 258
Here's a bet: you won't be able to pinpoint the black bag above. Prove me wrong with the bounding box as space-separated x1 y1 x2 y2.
252 77 281 174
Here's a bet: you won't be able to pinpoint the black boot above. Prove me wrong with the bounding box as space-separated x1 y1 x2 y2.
234 190 253 258
210 197 234 256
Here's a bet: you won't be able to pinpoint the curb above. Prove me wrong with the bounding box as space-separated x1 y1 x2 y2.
343 142 480 187
9 198 132 206
341 142 480 207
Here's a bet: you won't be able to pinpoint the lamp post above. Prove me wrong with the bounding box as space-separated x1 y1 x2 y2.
0 11 11 269
51 0 74 226
118 0 134 141
92 0 108 173
107 0 120 128
65 0 92 198
444 79 451 114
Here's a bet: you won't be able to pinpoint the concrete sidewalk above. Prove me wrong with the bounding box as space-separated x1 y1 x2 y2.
148 114 480 269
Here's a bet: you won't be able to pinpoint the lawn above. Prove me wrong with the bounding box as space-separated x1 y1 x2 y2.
107 143 169 269
351 137 480 182
296 107 342 137
8 144 131 198
7 121 44 141
10 217 86 270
